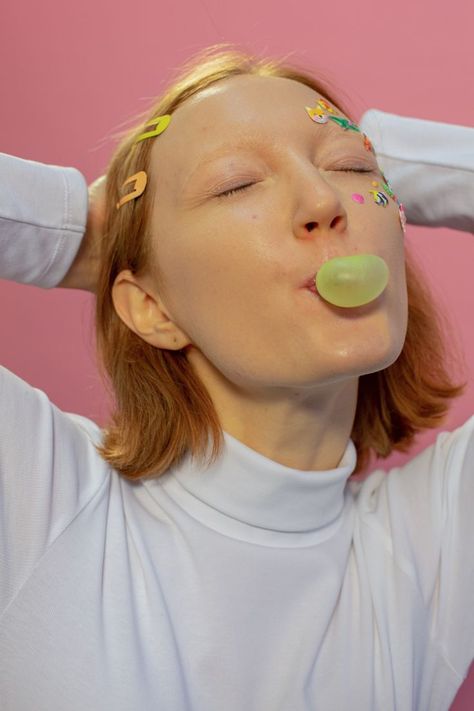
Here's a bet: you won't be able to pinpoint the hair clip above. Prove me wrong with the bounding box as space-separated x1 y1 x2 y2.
135 114 172 143
116 171 148 209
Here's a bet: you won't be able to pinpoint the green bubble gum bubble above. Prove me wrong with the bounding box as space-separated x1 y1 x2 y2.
315 254 389 308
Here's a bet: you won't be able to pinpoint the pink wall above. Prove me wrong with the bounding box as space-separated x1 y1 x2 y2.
1 0 473 706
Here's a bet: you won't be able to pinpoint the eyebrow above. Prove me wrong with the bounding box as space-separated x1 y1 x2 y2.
179 137 269 195
182 126 368 190
186 136 272 175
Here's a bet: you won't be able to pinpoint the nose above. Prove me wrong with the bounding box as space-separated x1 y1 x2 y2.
292 164 348 240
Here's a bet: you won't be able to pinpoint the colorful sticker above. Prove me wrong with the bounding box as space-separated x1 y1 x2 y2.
399 203 407 233
369 190 389 207
381 182 395 199
380 173 398 201
305 106 329 123
351 193 365 204
316 98 336 113
328 116 361 132
363 133 375 153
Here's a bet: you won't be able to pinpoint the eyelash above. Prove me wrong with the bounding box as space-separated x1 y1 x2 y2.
218 183 254 198
338 168 374 174
217 169 375 198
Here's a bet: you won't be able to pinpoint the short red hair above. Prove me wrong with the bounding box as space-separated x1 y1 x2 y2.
94 44 467 479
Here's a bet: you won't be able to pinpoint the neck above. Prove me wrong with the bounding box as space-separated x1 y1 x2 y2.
186 349 359 471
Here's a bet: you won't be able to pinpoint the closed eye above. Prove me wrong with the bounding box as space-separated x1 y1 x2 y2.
336 168 375 174
217 183 254 198
217 168 374 198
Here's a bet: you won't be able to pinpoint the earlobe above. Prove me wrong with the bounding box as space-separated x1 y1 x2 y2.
111 270 191 350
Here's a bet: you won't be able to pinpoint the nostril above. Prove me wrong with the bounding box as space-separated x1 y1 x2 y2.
306 221 317 232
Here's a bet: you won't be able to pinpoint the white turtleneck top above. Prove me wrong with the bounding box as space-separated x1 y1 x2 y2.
0 110 473 711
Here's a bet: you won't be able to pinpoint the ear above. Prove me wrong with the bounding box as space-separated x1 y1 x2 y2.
111 269 191 351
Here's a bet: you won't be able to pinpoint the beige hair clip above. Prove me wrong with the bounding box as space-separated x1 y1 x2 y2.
116 171 148 209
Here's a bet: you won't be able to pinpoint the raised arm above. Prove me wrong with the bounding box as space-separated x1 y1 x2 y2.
0 152 105 293
0 152 88 288
0 153 109 616
359 110 474 233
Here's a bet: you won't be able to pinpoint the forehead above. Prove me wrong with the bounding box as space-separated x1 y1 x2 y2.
149 75 352 179
175 74 337 127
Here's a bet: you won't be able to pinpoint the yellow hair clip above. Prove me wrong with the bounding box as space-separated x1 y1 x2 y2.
116 170 148 209
116 115 171 209
135 114 171 143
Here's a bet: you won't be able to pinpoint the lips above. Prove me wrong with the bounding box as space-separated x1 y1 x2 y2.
300 252 364 291
300 251 341 291
301 253 390 310
302 276 318 293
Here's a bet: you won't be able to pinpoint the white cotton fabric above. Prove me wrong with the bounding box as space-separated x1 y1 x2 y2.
0 153 86 288
359 110 474 233
1 365 473 711
0 118 473 711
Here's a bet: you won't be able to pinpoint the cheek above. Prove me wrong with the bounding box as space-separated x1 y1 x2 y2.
349 199 407 319
162 204 283 294
151 220 255 336
384 246 409 350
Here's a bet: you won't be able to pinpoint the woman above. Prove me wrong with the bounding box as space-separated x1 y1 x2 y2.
0 46 473 710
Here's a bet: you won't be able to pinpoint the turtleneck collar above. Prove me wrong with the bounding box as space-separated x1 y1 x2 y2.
152 431 357 547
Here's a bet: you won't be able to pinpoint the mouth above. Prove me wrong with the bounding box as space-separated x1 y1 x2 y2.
300 252 388 303
301 274 319 294
301 254 389 313
301 280 384 317
304 280 318 295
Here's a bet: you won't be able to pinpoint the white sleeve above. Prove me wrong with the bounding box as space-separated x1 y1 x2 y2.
355 415 474 681
359 110 474 233
0 154 109 616
0 152 88 287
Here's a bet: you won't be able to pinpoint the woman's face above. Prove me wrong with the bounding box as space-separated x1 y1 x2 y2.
145 74 408 390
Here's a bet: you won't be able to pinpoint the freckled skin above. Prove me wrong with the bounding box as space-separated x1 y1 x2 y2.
114 74 408 470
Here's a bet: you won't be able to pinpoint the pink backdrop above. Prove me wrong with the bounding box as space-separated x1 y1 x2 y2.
1 0 473 706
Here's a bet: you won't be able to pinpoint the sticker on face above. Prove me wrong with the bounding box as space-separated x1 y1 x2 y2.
305 106 329 123
304 100 364 154
316 98 335 113
399 203 407 233
369 190 389 207
328 115 360 132
304 103 405 236
363 133 375 154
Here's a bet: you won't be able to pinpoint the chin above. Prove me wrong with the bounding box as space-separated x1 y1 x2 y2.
330 325 406 378
360 336 405 377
